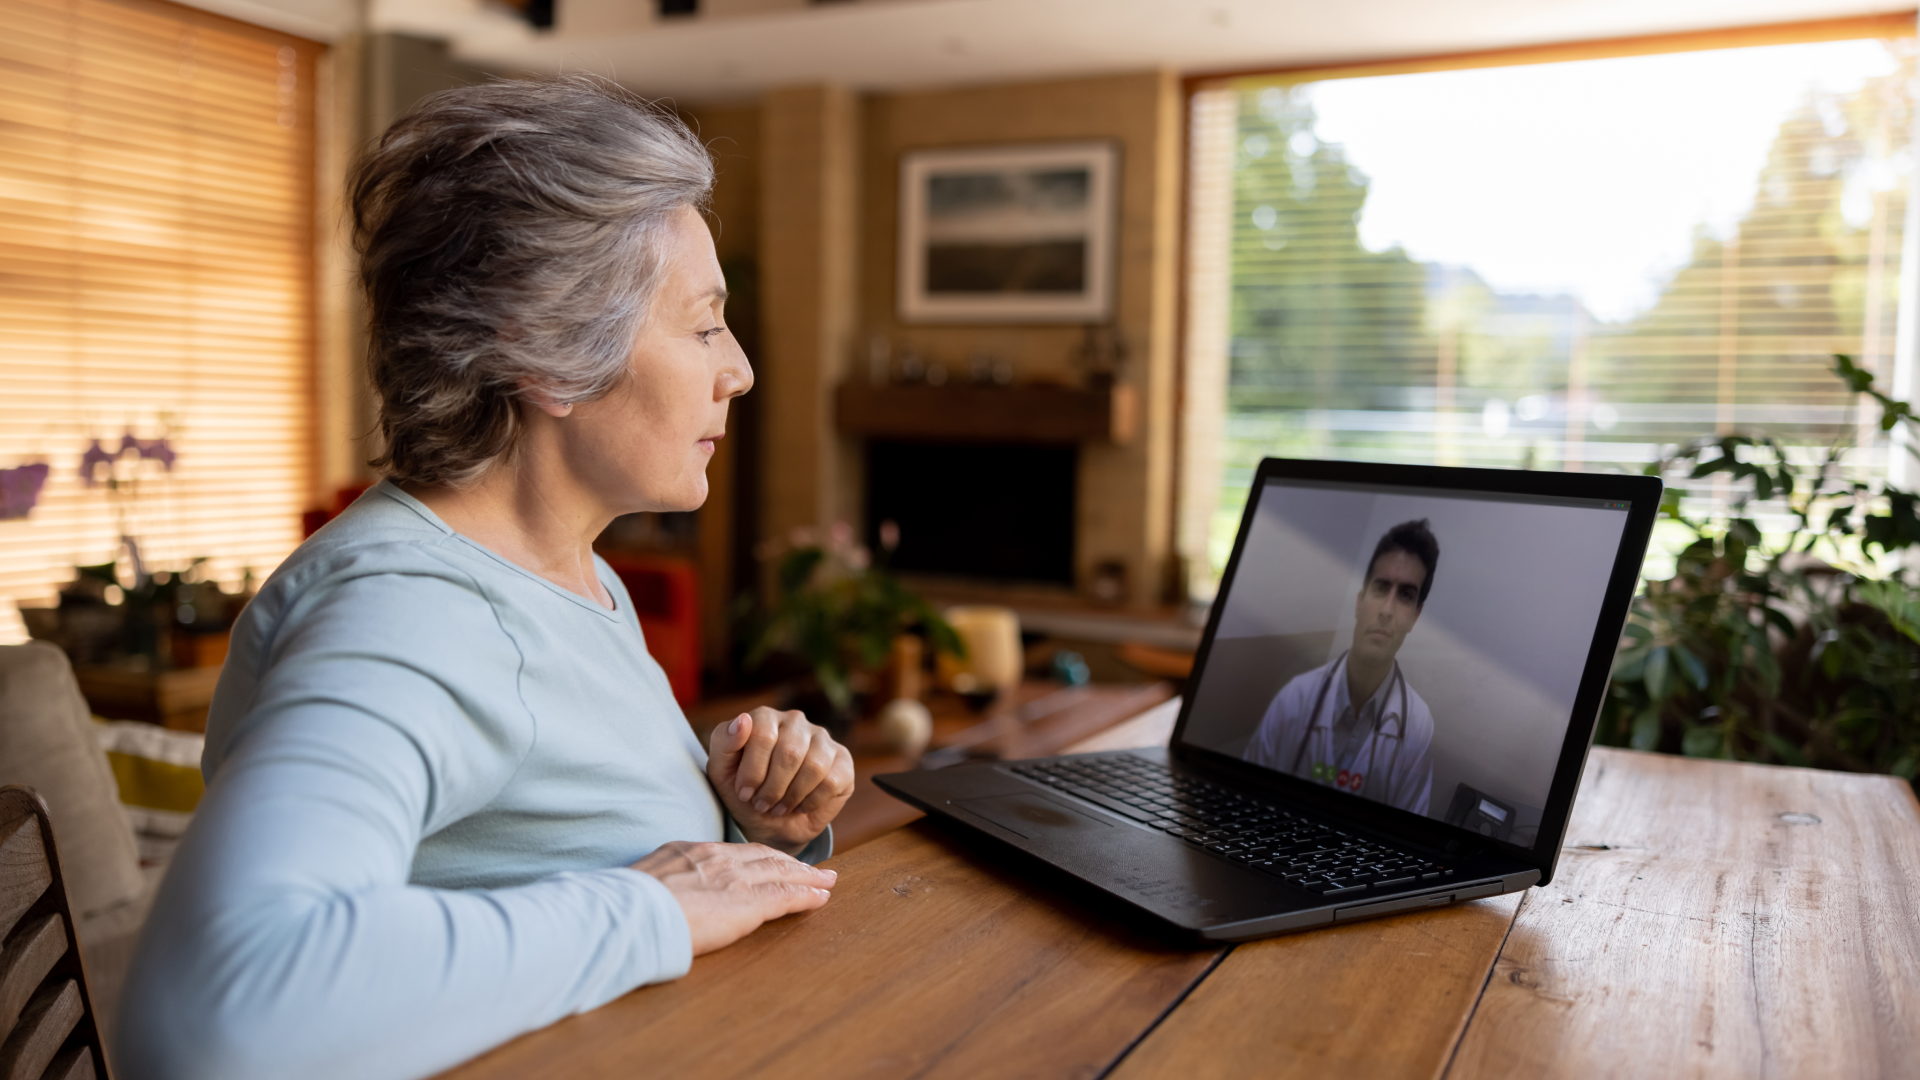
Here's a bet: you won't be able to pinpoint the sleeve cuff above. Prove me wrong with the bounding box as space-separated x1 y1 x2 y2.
795 826 833 865
723 816 833 864
614 868 694 984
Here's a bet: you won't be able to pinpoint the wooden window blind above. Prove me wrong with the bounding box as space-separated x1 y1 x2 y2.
1181 18 1916 585
0 0 318 643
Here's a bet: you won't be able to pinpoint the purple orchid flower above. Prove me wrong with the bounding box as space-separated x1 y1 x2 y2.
80 439 114 487
0 463 49 520
136 437 177 470
79 430 179 488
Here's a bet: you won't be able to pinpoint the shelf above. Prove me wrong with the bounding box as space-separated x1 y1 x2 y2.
73 662 223 732
834 382 1136 445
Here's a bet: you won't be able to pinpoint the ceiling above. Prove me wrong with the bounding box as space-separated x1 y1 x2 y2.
189 0 1911 100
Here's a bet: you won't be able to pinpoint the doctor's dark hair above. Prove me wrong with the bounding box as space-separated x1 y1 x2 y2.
350 75 715 487
1366 519 1440 606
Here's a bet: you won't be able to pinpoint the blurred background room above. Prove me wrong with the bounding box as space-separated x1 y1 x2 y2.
3 0 1914 830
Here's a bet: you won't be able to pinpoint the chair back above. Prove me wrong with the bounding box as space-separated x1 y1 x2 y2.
602 553 702 706
0 786 109 1080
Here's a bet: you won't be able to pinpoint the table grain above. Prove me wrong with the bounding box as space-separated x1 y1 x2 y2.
436 820 1223 1080
1114 743 1920 1080
1449 749 1920 1079
434 696 1920 1080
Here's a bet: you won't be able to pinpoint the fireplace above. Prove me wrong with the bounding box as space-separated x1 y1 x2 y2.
865 440 1076 585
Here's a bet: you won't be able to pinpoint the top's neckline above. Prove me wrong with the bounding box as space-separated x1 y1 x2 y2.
373 480 623 622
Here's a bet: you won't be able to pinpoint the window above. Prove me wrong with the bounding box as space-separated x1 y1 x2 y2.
1181 20 1915 591
0 0 319 642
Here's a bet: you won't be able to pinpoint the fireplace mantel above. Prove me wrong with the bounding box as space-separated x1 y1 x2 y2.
834 382 1136 445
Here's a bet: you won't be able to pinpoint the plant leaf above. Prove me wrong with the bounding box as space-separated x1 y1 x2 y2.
777 547 825 595
1681 724 1723 758
1760 732 1809 768
1672 644 1708 691
1630 709 1663 751
1644 646 1671 701
1611 648 1647 684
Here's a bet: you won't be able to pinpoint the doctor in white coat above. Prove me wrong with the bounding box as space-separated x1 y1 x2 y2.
1243 520 1439 815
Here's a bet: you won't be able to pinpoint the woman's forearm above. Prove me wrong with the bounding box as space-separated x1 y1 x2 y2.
115 708 692 1080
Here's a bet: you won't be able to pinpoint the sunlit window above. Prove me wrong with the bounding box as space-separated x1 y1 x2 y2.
0 0 318 642
1182 32 1914 591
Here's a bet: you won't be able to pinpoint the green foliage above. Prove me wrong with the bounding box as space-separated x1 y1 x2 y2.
741 526 962 713
1209 61 1910 589
1226 88 1435 420
1599 356 1920 785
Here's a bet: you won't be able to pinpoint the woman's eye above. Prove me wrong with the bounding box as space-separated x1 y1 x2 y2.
700 327 726 342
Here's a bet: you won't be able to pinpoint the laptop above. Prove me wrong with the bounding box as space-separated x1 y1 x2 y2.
876 457 1660 941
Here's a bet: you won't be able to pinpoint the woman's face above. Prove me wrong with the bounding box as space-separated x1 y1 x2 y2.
563 204 752 515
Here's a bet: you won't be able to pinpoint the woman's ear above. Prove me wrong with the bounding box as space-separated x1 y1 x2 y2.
519 383 575 419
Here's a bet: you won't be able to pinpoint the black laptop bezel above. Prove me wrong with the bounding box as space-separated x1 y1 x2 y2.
1167 457 1661 885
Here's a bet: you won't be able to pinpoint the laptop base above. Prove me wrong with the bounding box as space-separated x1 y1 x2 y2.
877 749 1538 942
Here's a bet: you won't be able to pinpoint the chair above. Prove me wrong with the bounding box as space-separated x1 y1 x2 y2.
601 553 702 706
0 643 151 1052
1 786 110 1080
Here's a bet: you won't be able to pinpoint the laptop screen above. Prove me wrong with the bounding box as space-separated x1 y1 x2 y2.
1178 476 1633 847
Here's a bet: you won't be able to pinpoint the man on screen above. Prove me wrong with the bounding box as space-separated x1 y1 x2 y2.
1243 519 1438 814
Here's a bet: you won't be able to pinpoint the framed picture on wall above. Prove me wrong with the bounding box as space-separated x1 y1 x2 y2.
897 142 1119 323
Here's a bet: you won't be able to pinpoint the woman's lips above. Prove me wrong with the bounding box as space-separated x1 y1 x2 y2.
698 432 725 454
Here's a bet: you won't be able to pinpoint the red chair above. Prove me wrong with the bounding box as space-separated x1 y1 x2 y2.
600 554 701 707
301 484 373 538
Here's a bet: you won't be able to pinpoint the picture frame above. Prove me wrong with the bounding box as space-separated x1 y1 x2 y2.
897 142 1120 323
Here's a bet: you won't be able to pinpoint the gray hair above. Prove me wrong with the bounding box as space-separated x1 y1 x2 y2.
350 74 715 487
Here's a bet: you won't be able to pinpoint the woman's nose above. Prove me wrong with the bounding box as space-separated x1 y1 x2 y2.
718 342 754 400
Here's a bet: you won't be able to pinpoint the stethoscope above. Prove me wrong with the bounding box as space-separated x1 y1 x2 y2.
1286 651 1409 799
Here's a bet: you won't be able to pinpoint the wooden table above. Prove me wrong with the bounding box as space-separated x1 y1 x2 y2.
438 700 1920 1079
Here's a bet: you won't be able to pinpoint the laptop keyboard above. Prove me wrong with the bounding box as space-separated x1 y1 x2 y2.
1010 756 1456 898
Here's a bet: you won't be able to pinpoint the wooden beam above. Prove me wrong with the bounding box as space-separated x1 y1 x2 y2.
835 382 1137 445
1186 11 1917 91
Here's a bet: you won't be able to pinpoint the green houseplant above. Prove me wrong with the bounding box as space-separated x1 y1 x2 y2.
1599 355 1920 786
742 523 962 733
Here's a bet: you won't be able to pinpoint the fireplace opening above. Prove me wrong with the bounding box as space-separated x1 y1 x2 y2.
865 441 1076 585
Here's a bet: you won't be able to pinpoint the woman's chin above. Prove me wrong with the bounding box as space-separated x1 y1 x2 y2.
611 465 708 516
656 477 708 514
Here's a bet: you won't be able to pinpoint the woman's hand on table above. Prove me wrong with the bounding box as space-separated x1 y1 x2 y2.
707 707 854 855
630 841 836 955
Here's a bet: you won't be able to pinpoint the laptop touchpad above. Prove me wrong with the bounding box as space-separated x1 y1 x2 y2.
953 792 1115 839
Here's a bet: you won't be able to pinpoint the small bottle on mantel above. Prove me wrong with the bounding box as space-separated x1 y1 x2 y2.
1089 560 1128 606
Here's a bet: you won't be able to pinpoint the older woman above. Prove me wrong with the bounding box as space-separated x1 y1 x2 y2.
117 77 851 1080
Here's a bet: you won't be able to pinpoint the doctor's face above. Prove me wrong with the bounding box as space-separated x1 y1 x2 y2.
1352 548 1426 665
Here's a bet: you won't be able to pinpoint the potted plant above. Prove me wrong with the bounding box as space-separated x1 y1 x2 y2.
1600 355 1920 786
742 522 963 738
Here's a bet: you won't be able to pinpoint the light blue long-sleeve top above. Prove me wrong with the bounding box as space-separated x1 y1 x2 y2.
116 481 826 1080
